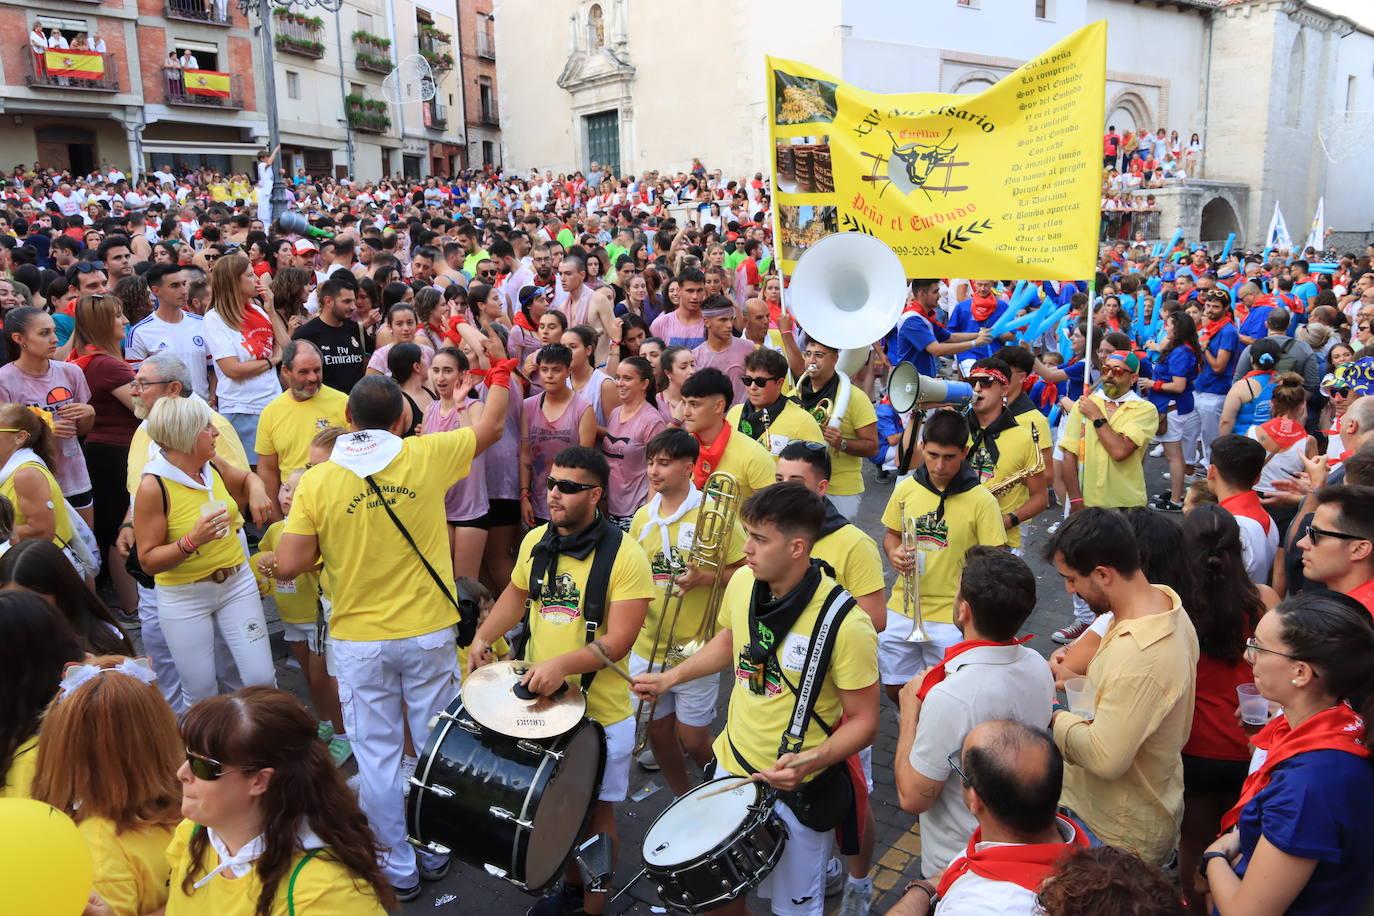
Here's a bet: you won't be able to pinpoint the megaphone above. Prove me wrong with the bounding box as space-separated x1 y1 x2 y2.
887 361 973 413
788 232 908 351
277 211 335 240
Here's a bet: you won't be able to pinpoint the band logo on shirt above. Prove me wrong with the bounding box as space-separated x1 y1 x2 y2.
736 650 784 697
912 511 949 551
970 445 996 484
650 547 686 590
538 573 581 621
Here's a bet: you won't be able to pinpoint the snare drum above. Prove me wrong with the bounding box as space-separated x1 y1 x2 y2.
642 777 788 913
406 661 606 891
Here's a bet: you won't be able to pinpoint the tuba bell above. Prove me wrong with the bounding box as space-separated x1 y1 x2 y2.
787 231 909 352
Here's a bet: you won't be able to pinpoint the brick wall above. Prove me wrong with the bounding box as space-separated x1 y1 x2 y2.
229 34 255 111
0 8 135 95
456 0 496 126
138 23 167 101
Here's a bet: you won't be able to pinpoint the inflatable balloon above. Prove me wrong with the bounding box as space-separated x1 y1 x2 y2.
0 799 93 916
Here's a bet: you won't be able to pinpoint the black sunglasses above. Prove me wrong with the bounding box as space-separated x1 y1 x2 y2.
478 270 497 278
72 260 106 274
1306 523 1369 546
546 477 598 494
946 750 972 787
186 748 254 781
741 375 782 387
789 440 826 452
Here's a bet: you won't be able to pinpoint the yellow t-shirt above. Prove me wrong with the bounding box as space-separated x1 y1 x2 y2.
725 400 825 459
458 634 509 675
1011 400 1053 451
1059 394 1159 509
706 430 776 500
813 523 886 598
0 734 37 799
286 430 475 641
825 387 879 497
254 388 348 476
712 568 878 779
512 524 655 727
880 474 1006 624
628 500 745 666
967 419 1039 549
164 820 386 915
79 817 174 916
0 461 72 548
154 469 247 586
127 412 248 494
255 521 320 625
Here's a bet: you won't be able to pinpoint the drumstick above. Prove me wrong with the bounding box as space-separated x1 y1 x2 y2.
587 642 634 684
695 751 822 799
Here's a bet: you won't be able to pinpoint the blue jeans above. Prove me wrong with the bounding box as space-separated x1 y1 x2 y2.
222 411 260 466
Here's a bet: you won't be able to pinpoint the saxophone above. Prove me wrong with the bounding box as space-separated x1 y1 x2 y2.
987 424 1045 497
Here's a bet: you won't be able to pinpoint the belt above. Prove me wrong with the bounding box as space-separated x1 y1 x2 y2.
194 563 243 585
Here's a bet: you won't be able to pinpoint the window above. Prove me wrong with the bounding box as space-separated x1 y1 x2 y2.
956 0 979 7
286 70 300 99
357 11 372 34
479 77 495 121
1285 31 1305 127
173 41 219 70
1035 0 1055 19
350 81 364 96
482 140 494 166
1347 75 1358 112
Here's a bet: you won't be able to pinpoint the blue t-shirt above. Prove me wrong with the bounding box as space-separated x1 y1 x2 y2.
1062 359 1089 401
947 298 1007 362
1196 324 1240 395
1235 749 1374 915
888 311 949 378
1293 280 1319 311
1148 345 1197 414
1240 306 1275 341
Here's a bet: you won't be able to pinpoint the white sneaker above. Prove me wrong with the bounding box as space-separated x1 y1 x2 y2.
825 857 844 897
839 881 873 916
636 747 661 772
1150 444 1164 458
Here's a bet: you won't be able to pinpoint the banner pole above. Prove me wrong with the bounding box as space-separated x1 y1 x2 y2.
1080 275 1096 510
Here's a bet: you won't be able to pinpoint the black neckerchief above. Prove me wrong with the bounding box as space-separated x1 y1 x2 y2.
913 462 981 521
530 513 605 596
1007 392 1037 418
796 371 840 415
818 497 850 538
968 406 1019 467
738 394 792 441
747 560 829 664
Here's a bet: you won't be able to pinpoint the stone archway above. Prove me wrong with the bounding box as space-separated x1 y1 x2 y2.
952 69 1001 95
1200 196 1242 245
1105 89 1153 136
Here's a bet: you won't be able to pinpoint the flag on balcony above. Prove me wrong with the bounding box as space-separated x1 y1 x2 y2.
45 50 104 79
184 69 231 98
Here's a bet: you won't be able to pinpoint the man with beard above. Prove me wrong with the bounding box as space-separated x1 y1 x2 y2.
292 277 369 394
795 337 879 519
254 339 348 518
1059 350 1158 513
880 409 1006 694
1045 508 1198 866
725 348 823 457
965 358 1048 555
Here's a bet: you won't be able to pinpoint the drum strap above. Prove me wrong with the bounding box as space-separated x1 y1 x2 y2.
779 583 855 758
521 521 624 694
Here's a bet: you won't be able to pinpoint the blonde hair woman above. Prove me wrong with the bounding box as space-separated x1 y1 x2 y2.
0 402 97 578
203 254 283 460
133 396 275 705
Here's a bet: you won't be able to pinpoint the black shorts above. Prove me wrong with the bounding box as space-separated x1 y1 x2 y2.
66 489 94 509
484 498 521 528
1182 753 1248 796
449 516 490 531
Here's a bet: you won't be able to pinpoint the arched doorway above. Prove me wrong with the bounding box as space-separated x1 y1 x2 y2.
35 125 97 176
1199 197 1241 245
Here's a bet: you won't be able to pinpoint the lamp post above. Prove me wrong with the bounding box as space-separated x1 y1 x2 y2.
238 0 342 228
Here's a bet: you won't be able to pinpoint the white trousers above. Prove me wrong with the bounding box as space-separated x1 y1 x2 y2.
155 566 275 706
1194 392 1225 466
137 583 242 714
332 629 460 886
827 493 861 520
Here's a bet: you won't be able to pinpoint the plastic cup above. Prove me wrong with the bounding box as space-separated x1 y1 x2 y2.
1064 676 1096 720
201 498 229 538
1237 683 1269 726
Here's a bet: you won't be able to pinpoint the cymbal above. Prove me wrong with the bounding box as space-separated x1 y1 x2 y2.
461 660 586 740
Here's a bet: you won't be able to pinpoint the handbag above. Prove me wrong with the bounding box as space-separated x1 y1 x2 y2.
124 476 167 589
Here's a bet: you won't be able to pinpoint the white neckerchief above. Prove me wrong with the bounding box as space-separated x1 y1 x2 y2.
0 447 44 488
329 429 404 479
194 823 326 889
144 452 213 491
637 485 702 557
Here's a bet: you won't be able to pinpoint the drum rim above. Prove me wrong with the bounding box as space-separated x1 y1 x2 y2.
405 697 462 852
641 776 765 867
520 717 607 892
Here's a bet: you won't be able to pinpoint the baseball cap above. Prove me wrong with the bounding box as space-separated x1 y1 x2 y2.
1102 350 1140 373
293 238 317 255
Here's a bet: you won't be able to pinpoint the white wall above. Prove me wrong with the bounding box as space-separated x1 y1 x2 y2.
1323 25 1374 233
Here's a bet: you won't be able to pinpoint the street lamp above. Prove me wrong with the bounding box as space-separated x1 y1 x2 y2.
238 0 342 227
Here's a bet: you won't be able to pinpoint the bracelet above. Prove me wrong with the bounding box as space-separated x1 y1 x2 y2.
1199 850 1231 877
1069 497 1084 505
903 879 936 901
119 521 133 531
177 535 197 555
1151 378 1164 392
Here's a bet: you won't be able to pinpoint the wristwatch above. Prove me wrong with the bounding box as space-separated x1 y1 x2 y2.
1007 511 1020 528
1198 850 1230 876
1092 417 1107 429
838 439 848 452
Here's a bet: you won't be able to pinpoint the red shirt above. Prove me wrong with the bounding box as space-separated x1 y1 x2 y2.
1345 578 1374 619
1184 653 1254 761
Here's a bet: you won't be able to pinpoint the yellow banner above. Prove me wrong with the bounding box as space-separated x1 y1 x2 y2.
768 21 1105 281
44 49 104 79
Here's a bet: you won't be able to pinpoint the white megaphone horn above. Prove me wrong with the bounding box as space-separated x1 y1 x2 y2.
787 231 908 355
887 362 973 414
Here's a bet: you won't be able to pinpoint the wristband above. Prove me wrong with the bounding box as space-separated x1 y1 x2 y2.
1007 511 1020 528
1151 378 1164 392
1199 850 1230 876
1069 497 1084 505
119 521 133 531
177 535 197 554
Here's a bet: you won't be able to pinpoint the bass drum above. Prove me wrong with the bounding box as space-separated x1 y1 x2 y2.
406 692 605 891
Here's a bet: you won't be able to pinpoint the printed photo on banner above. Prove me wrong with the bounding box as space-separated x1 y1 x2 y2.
776 136 833 195
779 205 838 261
773 70 839 126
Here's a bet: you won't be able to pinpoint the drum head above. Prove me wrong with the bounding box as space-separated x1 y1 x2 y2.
525 720 606 890
461 660 587 740
643 778 763 866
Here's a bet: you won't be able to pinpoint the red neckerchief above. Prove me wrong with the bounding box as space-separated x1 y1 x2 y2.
693 424 731 488
915 636 1033 701
970 294 999 323
1220 489 1272 534
1219 703 1368 832
935 816 1089 898
67 345 101 370
513 311 535 332
1202 315 1232 343
902 300 946 330
1276 291 1303 315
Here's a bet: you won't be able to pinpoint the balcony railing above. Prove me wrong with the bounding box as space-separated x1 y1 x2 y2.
418 28 453 71
479 101 499 126
424 98 447 128
26 47 120 92
164 0 231 25
475 28 495 59
164 68 244 109
354 34 391 73
274 14 325 58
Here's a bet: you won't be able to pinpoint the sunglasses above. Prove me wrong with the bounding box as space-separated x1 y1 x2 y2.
478 271 496 279
971 377 1003 389
946 750 973 787
72 261 106 274
741 375 782 387
185 748 254 781
1306 523 1369 546
545 477 598 494
1101 365 1133 377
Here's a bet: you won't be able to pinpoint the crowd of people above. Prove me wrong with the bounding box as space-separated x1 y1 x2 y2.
0 153 1372 916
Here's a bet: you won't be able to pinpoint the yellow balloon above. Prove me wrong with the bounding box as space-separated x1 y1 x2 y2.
0 798 93 915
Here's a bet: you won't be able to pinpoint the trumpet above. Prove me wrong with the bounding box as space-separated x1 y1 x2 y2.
899 500 930 643
987 425 1045 497
633 472 741 755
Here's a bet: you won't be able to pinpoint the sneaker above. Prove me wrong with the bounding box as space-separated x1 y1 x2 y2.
1150 444 1164 458
401 754 418 796
393 882 422 904
825 856 844 897
526 880 585 916
317 721 334 741
636 746 661 772
839 880 873 916
1150 493 1183 512
1052 620 1091 645
327 736 353 767
419 857 450 882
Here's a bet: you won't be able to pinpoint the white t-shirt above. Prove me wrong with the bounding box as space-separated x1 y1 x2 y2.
203 305 281 413
907 643 1055 876
126 309 213 399
934 820 1082 915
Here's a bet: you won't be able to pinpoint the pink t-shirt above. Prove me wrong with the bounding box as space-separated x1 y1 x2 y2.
523 392 592 521
602 401 667 519
481 379 522 501
650 311 706 350
421 399 488 522
0 360 92 497
692 337 757 404
367 342 434 377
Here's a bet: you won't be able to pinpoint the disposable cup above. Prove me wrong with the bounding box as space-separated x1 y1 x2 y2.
201 498 229 538
1064 676 1096 720
1237 683 1269 726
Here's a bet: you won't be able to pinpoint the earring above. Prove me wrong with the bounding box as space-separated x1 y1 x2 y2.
1291 679 1299 686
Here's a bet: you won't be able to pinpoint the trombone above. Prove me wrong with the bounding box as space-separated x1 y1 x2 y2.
633 472 740 754
898 499 930 643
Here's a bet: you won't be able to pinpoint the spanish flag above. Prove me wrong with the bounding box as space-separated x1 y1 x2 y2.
45 50 104 79
184 69 231 98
